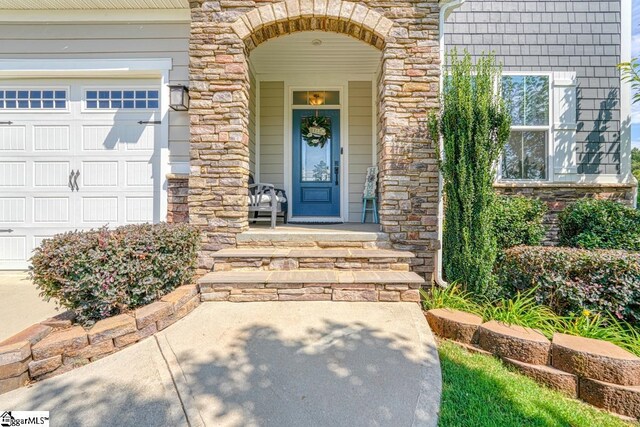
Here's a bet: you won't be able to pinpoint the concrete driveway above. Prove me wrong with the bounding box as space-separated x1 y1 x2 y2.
0 272 59 342
0 302 441 427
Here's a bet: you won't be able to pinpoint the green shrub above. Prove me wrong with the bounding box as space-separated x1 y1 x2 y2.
482 288 561 338
558 199 640 250
420 284 483 315
429 50 511 298
495 246 640 324
492 196 547 249
31 223 200 326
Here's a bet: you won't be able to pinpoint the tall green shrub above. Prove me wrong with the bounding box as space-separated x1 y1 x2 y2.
430 51 511 297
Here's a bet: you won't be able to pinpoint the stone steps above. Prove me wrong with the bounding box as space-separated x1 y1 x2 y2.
198 269 425 303
212 248 415 271
236 228 391 249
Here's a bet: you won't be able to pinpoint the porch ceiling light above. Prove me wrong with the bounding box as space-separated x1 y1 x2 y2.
168 84 190 111
308 91 325 106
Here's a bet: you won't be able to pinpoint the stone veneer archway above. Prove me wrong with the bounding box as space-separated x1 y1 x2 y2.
189 0 442 280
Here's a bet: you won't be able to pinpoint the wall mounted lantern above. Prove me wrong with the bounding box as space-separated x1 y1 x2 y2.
168 84 190 111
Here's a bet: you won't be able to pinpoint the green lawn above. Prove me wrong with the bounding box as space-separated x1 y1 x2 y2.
438 340 637 427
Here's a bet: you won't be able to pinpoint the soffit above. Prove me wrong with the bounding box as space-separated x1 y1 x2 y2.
250 31 383 76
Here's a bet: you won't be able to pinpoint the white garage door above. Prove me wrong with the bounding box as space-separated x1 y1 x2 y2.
0 79 162 269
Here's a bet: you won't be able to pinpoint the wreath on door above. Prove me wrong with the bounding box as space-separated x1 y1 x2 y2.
301 116 332 148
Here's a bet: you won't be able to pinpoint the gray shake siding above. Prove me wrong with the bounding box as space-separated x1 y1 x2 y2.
445 0 622 175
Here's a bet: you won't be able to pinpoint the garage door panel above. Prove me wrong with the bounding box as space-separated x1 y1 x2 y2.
82 161 118 187
125 161 153 187
33 197 70 223
0 236 26 261
34 125 70 151
0 126 26 151
81 197 118 223
33 161 70 187
0 197 26 223
0 162 26 187
126 197 154 223
124 124 155 151
82 125 117 151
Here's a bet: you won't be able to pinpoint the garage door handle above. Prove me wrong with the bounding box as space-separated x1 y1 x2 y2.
68 170 75 191
73 170 80 191
0 229 13 233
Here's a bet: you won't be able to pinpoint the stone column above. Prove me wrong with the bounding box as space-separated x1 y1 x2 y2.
376 1 441 281
189 2 252 272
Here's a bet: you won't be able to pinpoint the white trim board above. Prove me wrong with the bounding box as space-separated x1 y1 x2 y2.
0 9 190 22
620 0 633 189
0 59 173 78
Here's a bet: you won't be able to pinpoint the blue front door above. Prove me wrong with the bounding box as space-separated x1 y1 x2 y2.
292 109 341 217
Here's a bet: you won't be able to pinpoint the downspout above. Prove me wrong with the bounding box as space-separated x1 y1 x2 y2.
434 0 465 287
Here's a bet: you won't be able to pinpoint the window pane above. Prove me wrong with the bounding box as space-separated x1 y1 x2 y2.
502 131 546 180
292 91 308 105
524 76 549 126
502 132 523 179
502 75 549 126
502 76 525 126
292 90 340 106
522 131 547 179
301 116 332 182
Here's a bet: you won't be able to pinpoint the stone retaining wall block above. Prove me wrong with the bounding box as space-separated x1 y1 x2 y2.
478 321 550 365
426 309 483 345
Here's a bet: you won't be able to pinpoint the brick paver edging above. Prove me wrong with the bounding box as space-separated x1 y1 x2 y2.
0 284 200 395
425 308 640 420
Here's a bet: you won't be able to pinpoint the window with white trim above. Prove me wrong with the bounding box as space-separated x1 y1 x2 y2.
85 89 159 110
500 75 550 180
0 89 67 110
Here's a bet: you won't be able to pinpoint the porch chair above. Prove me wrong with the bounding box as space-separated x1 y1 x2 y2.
361 166 379 224
248 174 288 228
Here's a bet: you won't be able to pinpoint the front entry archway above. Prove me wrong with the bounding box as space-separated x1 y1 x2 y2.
188 0 442 280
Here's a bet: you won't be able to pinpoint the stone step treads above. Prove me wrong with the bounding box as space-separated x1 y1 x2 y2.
198 269 425 303
236 228 391 249
212 248 415 272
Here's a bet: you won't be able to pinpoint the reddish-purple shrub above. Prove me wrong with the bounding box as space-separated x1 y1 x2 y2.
30 223 200 326
496 246 640 324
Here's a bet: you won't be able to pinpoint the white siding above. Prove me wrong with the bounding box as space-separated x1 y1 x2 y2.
0 21 190 164
259 81 285 188
348 81 373 222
